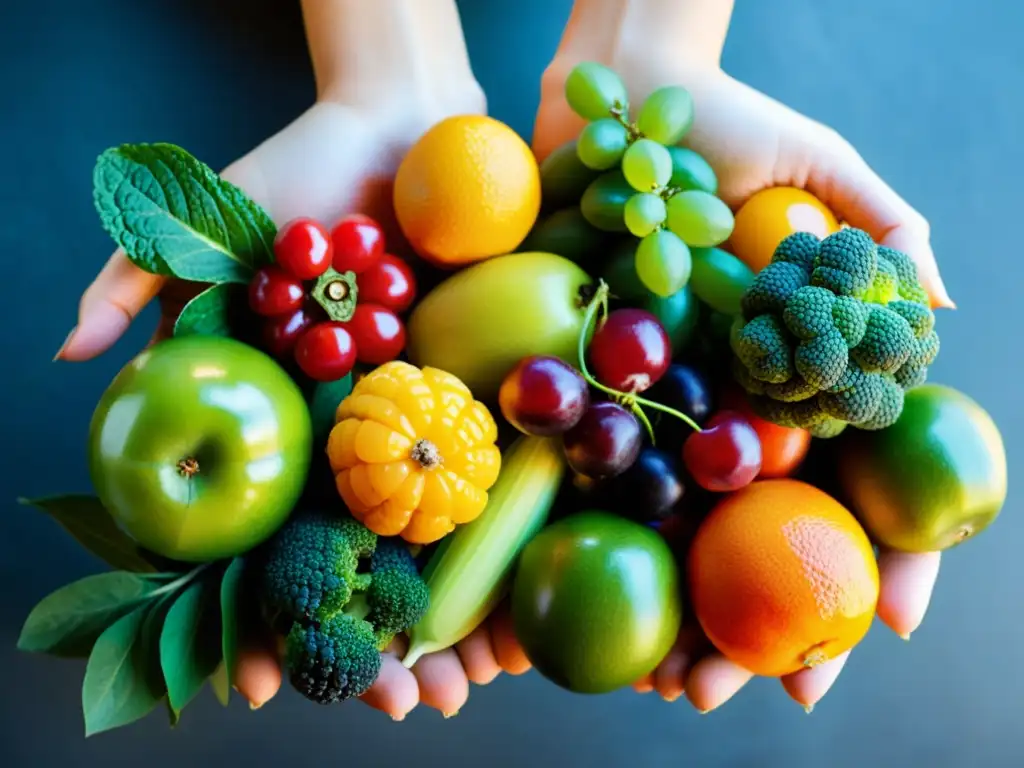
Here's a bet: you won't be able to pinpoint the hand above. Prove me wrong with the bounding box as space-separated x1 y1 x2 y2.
56 76 537 718
534 56 948 712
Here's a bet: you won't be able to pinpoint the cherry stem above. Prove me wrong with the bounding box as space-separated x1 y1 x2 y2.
576 281 703 444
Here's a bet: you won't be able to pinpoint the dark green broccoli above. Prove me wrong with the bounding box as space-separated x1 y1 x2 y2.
732 228 940 437
260 511 429 704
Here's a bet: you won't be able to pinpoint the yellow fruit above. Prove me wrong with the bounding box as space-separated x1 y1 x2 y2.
393 115 541 267
727 187 840 273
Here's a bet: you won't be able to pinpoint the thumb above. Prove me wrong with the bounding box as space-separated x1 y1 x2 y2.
807 138 955 310
56 250 165 361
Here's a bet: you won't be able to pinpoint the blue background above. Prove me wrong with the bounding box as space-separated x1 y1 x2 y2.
2 0 1021 765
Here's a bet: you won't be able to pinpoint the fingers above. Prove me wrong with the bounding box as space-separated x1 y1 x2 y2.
233 632 283 710
488 602 532 676
876 549 942 639
684 653 754 713
410 647 470 717
360 637 420 721
810 138 954 309
57 250 165 361
781 651 851 712
455 622 503 685
653 626 704 702
633 674 656 694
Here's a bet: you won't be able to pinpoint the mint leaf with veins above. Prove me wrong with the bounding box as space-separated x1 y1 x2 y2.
92 143 276 283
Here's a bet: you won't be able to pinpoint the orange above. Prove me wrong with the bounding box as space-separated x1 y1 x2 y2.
393 115 541 267
687 479 879 677
727 187 840 273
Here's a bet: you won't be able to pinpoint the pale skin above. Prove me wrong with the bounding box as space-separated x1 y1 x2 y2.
57 0 950 718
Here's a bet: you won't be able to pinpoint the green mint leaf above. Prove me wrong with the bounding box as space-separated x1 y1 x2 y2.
20 496 157 573
81 604 165 737
159 580 222 719
173 282 250 339
92 143 276 283
309 374 353 444
208 661 231 708
219 557 246 693
18 572 160 658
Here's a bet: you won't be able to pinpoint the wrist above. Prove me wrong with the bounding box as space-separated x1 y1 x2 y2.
550 0 734 75
301 0 483 111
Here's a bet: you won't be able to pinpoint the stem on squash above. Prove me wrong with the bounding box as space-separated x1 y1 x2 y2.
576 280 703 443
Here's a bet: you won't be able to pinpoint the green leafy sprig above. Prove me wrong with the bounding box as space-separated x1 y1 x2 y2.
18 496 253 737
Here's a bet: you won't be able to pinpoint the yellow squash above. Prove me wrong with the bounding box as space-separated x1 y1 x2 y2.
326 361 502 544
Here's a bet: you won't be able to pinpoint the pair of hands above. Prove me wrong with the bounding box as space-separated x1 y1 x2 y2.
58 57 949 719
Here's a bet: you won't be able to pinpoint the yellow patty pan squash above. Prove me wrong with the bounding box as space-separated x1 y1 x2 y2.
327 361 502 544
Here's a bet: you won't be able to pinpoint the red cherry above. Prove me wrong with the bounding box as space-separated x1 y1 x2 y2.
262 306 316 357
294 322 357 381
273 218 333 279
345 304 406 364
331 214 385 274
248 267 305 317
498 355 589 436
588 309 671 393
357 254 417 312
682 410 763 492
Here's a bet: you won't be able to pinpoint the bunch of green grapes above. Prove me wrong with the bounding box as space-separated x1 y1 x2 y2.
564 62 735 298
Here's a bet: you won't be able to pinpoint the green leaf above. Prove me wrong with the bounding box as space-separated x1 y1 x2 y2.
208 661 231 708
81 604 165 737
20 495 157 573
173 282 250 338
219 557 246 692
139 598 172 700
18 572 161 658
309 374 353 443
159 580 222 719
92 143 276 283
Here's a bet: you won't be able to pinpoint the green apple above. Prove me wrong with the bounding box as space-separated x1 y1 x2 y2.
88 335 313 563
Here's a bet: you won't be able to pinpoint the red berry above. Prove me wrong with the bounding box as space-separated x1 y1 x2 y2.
498 355 589 436
588 309 671 393
682 410 762 492
273 218 333 279
357 254 417 312
331 214 385 274
345 304 406 364
294 322 357 381
248 267 305 317
262 307 315 357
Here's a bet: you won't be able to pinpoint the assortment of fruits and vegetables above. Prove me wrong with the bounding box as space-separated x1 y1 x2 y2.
16 62 1008 736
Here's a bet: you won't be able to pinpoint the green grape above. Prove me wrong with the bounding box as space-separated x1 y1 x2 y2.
540 140 601 212
666 146 718 195
635 229 692 297
665 190 735 247
580 170 634 232
565 62 629 121
600 238 649 302
577 118 630 170
622 139 673 193
636 86 695 146
520 208 608 265
623 193 667 237
689 247 756 316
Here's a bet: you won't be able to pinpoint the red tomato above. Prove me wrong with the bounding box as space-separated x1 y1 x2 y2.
331 214 385 274
357 254 417 312
345 304 407 364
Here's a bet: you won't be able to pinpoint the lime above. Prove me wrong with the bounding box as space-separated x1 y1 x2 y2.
510 510 682 693
838 384 1007 552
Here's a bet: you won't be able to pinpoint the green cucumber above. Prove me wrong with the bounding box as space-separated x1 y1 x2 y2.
402 436 566 667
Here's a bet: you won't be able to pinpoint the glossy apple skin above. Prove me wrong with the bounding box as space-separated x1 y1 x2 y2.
88 336 313 563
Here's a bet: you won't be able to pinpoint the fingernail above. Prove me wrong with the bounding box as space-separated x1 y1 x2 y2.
248 700 264 711
698 708 710 715
804 704 815 714
442 710 459 719
390 713 406 723
54 328 77 361
663 693 682 703
899 632 911 642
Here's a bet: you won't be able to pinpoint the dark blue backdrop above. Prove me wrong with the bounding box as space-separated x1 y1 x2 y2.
2 1 1021 765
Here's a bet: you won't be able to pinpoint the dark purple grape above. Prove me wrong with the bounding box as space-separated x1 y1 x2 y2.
646 363 714 449
609 447 684 523
561 402 642 479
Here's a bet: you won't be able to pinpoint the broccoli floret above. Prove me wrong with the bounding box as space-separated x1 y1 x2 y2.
259 512 429 704
730 228 941 436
